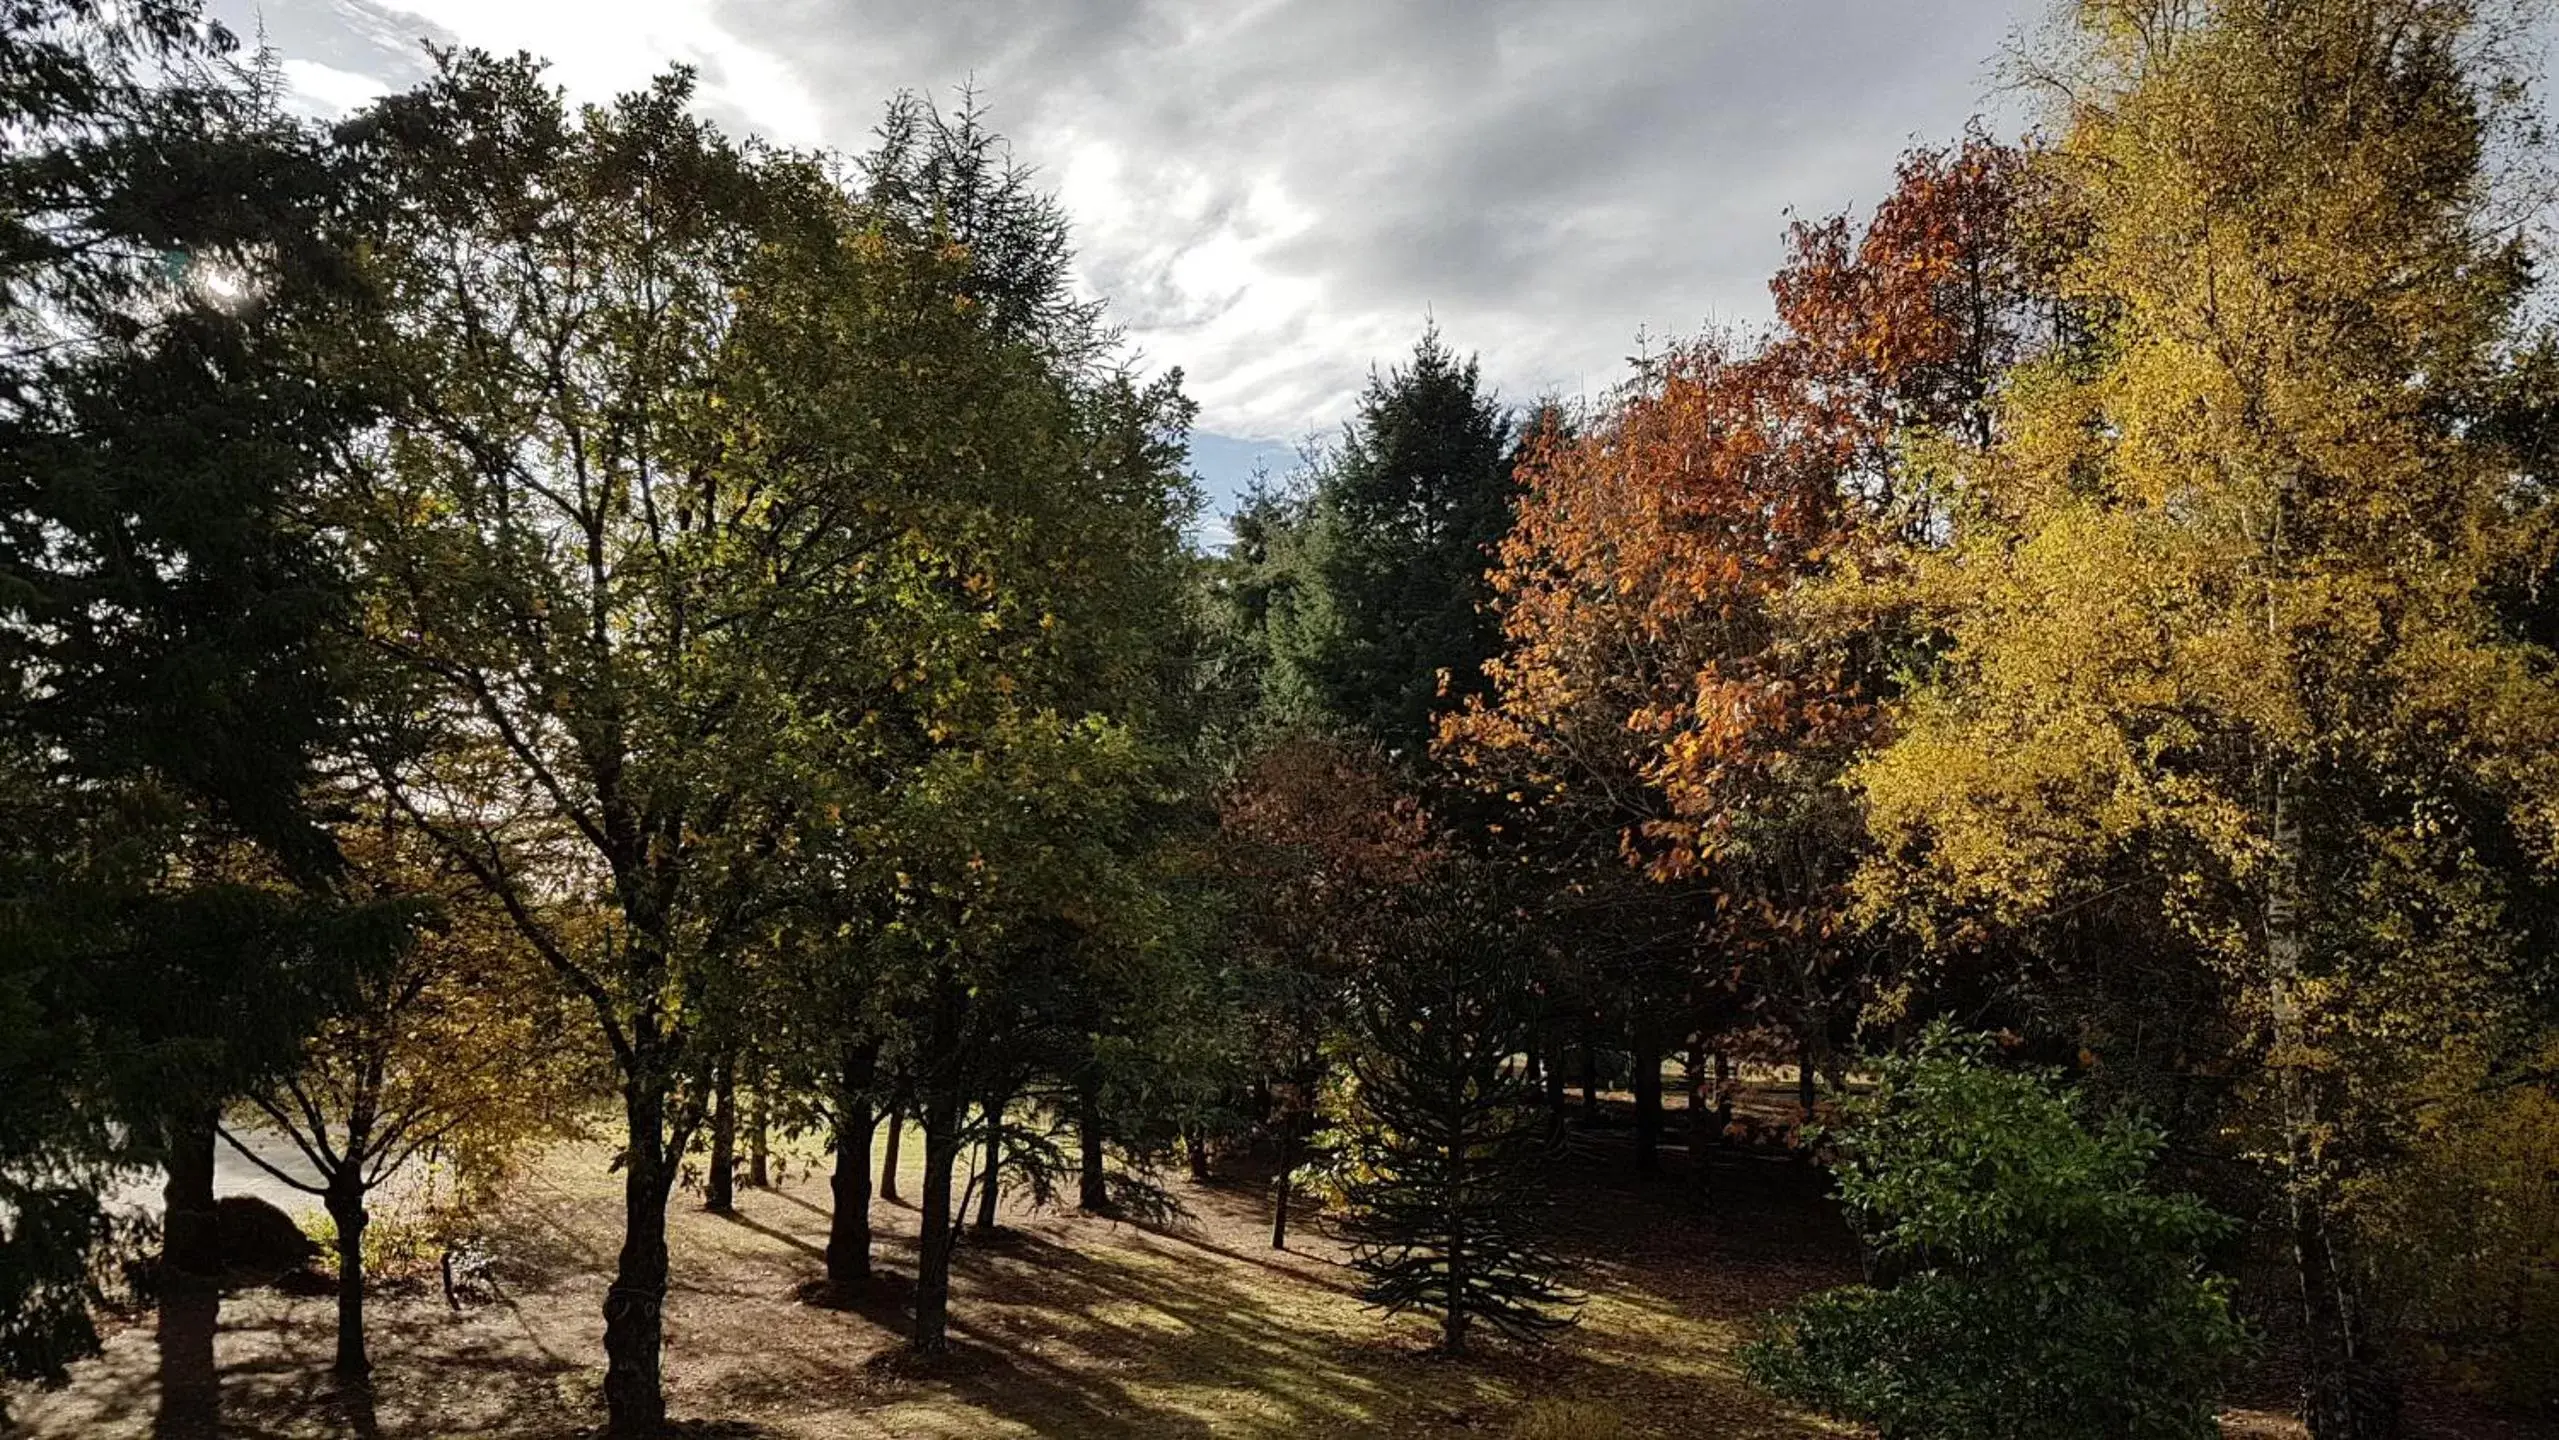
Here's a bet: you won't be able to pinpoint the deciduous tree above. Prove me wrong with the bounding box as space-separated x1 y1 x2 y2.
1853 5 2559 1432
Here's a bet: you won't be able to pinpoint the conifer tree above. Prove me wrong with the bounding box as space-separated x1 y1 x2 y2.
1309 326 1517 756
1337 863 1578 1353
0 1 399 1403
1217 328 1516 755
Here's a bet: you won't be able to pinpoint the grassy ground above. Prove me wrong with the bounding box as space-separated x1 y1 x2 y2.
9 1084 2539 1438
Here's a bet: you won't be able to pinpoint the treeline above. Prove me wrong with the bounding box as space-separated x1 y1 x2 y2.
1212 1 2559 1436
4 2 2558 1439
0 4 1211 1435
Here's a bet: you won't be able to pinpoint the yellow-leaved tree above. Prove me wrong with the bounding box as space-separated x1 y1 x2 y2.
1854 2 2559 1434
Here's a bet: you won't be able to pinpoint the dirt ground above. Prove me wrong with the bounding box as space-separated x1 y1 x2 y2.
10 1082 2544 1439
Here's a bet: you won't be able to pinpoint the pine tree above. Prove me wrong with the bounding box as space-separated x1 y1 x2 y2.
1338 863 1578 1353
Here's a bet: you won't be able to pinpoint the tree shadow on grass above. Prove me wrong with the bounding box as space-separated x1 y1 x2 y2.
714 1210 823 1263
35 1142 1857 1440
1128 1225 1359 1293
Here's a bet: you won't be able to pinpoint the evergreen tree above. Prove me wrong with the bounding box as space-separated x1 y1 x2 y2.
1216 328 1514 755
0 1 398 1405
1313 327 1516 755
1337 862 1578 1353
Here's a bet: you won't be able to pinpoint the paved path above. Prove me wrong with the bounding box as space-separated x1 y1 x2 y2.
105 1127 422 1218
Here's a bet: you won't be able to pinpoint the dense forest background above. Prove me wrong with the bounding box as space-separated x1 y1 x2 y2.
4 2 2559 1438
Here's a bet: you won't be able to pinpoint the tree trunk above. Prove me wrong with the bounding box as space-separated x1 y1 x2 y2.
1443 1110 1469 1356
704 1056 736 1215
746 1064 769 1189
972 1091 1005 1235
1714 1049 1734 1135
153 1104 222 1437
1270 1111 1296 1251
152 1274 220 1440
2267 776 2400 1439
325 1180 370 1378
1632 1016 1663 1177
1543 1021 1568 1122
1076 1073 1109 1212
1579 1020 1601 1124
1796 1035 1818 1121
1184 1127 1210 1183
602 1082 676 1438
826 1042 878 1293
879 1100 904 1205
910 1090 963 1354
161 1109 220 1280
1685 1033 1712 1206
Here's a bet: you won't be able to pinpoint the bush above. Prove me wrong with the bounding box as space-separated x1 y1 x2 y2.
1742 1025 2247 1439
296 1202 450 1287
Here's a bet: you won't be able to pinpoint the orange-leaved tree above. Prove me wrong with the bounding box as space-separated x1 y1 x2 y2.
1440 132 2039 1143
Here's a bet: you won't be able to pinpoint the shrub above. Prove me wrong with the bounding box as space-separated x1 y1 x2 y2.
1742 1025 2247 1439
296 1202 449 1286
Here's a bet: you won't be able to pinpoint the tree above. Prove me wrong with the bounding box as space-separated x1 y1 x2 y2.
1199 476 1336 741
1852 4 2559 1433
1744 1027 2247 1439
1217 734 1429 1249
870 713 1182 1351
1303 327 1517 755
1208 329 1515 757
1335 861 1579 1353
342 56 887 1431
0 0 397 1407
1440 133 2034 1177
220 807 584 1378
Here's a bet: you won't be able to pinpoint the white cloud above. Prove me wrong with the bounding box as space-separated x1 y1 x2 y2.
280 57 388 116
288 0 830 146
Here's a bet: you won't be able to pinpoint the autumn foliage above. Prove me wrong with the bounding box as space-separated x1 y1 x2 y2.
1440 134 2035 1041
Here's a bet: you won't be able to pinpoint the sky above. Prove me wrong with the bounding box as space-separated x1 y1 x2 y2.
211 0 2052 519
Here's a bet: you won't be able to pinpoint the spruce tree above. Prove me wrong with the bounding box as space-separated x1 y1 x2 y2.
1302 327 1518 755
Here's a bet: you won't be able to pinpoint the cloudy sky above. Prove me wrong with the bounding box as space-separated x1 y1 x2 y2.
212 0 2050 512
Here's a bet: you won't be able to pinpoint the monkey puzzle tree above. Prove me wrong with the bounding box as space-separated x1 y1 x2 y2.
1336 860 1578 1354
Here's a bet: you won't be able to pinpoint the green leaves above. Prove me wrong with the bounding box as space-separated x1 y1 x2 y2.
1745 1027 2247 1439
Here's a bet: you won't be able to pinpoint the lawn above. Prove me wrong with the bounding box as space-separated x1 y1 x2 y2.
10 1087 2523 1439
